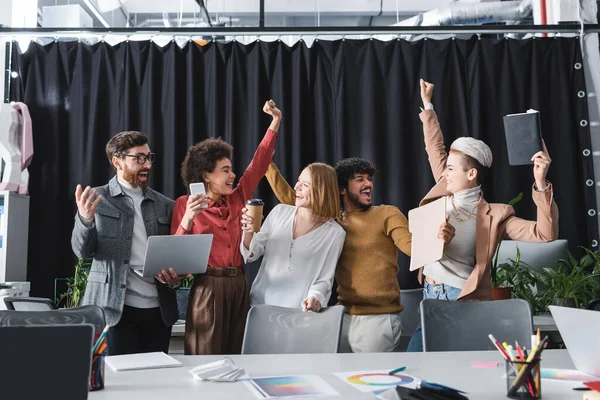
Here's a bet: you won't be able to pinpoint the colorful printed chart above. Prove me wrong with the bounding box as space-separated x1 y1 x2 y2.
333 370 421 393
245 375 339 399
540 368 600 382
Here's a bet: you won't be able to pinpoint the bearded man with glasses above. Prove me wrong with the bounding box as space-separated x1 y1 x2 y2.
71 130 181 355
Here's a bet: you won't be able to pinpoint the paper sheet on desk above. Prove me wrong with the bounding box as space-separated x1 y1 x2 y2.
506 368 600 382
540 368 600 382
105 351 182 372
189 358 248 382
333 370 421 394
244 375 339 399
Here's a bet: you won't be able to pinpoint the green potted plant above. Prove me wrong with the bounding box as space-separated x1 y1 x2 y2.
493 247 549 313
538 248 600 308
176 276 195 320
491 192 523 300
55 258 91 308
491 247 513 300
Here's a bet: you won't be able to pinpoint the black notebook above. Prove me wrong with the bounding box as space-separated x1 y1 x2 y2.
503 109 543 166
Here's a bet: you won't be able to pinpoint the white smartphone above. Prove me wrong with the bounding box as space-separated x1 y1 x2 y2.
189 183 208 209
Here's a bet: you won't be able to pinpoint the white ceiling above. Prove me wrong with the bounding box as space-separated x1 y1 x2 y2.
100 0 492 15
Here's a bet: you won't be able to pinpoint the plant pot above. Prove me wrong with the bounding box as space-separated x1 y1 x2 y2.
554 298 576 308
492 286 512 300
176 287 191 320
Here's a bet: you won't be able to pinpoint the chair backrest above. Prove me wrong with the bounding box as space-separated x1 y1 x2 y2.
0 304 106 336
421 299 533 352
494 240 568 272
587 299 600 311
241 304 345 354
3 296 57 311
397 288 423 351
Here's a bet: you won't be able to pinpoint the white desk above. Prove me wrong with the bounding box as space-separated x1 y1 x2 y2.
91 350 583 399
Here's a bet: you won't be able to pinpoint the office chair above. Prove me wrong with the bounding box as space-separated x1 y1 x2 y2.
421 299 533 352
3 296 57 311
0 304 106 336
587 299 600 311
397 288 423 351
494 240 568 271
241 304 345 354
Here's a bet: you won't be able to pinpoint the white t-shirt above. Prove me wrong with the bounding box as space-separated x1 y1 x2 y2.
240 204 346 308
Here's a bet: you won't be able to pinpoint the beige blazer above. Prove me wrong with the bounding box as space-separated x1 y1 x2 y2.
418 110 559 301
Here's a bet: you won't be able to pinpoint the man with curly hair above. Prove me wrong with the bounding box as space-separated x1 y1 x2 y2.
266 157 412 353
171 100 281 355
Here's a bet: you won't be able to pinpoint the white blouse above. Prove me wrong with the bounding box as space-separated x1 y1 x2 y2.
240 204 346 308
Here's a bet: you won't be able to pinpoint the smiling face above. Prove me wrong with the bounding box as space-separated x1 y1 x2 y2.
343 173 373 210
444 151 479 193
204 157 236 197
113 144 152 189
294 168 312 209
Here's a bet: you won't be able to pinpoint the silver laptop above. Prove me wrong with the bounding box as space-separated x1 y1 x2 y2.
549 305 600 376
135 234 213 278
0 324 94 399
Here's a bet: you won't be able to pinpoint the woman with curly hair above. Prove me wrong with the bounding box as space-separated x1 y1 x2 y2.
171 100 281 355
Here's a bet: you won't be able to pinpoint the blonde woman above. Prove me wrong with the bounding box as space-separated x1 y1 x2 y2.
241 163 346 312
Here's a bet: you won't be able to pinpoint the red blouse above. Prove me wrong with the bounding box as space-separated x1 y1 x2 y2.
170 129 278 269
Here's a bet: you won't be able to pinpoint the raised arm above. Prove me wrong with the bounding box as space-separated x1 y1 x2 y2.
419 79 448 182
383 206 412 257
71 185 101 259
502 141 559 241
265 162 296 206
235 100 281 201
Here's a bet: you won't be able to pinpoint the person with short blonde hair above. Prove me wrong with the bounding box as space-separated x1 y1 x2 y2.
406 79 558 352
240 162 346 312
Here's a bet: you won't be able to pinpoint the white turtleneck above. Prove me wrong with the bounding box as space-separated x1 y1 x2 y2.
423 185 481 289
118 177 159 308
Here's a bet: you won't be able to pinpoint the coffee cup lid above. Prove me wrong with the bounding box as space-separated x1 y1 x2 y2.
246 199 264 206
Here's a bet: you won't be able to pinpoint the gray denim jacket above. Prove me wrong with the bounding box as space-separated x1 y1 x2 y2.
71 176 178 327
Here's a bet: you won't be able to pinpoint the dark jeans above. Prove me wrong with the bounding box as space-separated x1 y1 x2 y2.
107 305 172 355
406 281 462 352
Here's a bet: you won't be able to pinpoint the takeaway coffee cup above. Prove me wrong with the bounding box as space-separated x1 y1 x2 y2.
245 199 264 233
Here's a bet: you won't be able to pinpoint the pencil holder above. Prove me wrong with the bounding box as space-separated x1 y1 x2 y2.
90 352 106 391
505 358 541 399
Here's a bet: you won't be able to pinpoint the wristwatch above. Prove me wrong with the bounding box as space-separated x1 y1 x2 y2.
424 103 434 111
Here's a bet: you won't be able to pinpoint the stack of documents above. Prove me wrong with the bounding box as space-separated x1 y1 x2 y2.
189 358 247 382
105 351 182 372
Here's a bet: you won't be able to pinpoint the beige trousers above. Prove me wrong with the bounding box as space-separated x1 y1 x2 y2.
340 312 403 353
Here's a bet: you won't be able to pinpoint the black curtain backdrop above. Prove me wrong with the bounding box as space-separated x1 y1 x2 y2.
9 37 597 299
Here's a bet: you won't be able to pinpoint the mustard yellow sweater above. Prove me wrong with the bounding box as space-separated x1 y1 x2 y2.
265 163 412 315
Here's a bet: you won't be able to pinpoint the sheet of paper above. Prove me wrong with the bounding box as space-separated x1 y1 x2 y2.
472 362 499 369
105 351 182 372
408 197 446 271
332 370 421 394
243 375 339 399
540 368 600 382
189 357 248 382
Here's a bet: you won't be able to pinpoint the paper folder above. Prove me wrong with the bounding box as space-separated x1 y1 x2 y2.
408 197 446 271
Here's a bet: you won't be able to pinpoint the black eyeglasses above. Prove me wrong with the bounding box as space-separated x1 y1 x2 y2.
119 153 156 165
